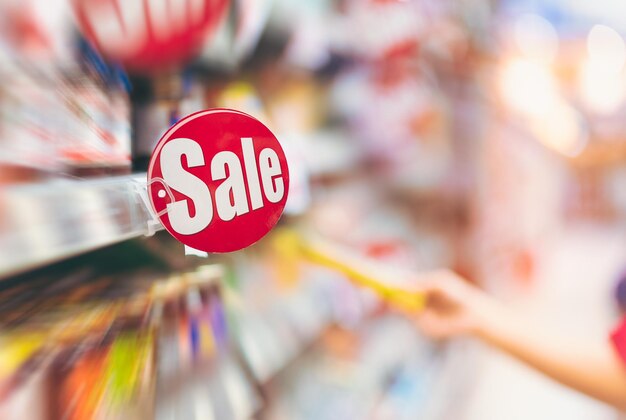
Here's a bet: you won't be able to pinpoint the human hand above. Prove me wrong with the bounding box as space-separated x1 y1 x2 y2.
406 269 498 340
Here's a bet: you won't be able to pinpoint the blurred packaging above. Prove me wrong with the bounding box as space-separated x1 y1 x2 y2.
0 260 261 420
0 0 131 184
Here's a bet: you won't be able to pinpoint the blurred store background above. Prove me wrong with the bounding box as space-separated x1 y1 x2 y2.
0 0 625 419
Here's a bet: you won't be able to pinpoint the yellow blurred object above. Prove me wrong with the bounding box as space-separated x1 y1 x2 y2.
274 229 426 312
270 229 304 287
0 332 45 379
216 81 271 124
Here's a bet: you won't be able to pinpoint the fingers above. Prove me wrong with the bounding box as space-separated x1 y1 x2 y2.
406 270 460 301
411 310 467 340
411 269 481 302
402 269 491 340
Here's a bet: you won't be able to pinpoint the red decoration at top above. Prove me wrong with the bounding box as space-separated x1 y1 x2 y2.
73 0 229 72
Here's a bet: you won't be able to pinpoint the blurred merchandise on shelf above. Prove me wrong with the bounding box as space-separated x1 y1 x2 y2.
0 0 131 183
262 320 473 420
0 240 261 420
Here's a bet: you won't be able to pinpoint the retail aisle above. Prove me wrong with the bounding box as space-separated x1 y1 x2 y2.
461 225 625 420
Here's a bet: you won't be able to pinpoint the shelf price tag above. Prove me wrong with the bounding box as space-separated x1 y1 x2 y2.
147 109 289 253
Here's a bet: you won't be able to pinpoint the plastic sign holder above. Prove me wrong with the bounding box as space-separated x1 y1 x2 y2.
131 177 174 237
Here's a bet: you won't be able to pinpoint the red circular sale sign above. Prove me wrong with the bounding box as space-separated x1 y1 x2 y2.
73 0 229 72
148 109 289 253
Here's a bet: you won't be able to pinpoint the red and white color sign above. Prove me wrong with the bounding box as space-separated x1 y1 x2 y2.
148 109 289 253
73 0 229 72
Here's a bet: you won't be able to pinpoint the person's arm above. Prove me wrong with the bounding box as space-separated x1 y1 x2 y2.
409 270 626 411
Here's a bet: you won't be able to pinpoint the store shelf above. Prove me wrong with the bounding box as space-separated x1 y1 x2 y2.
0 174 160 279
